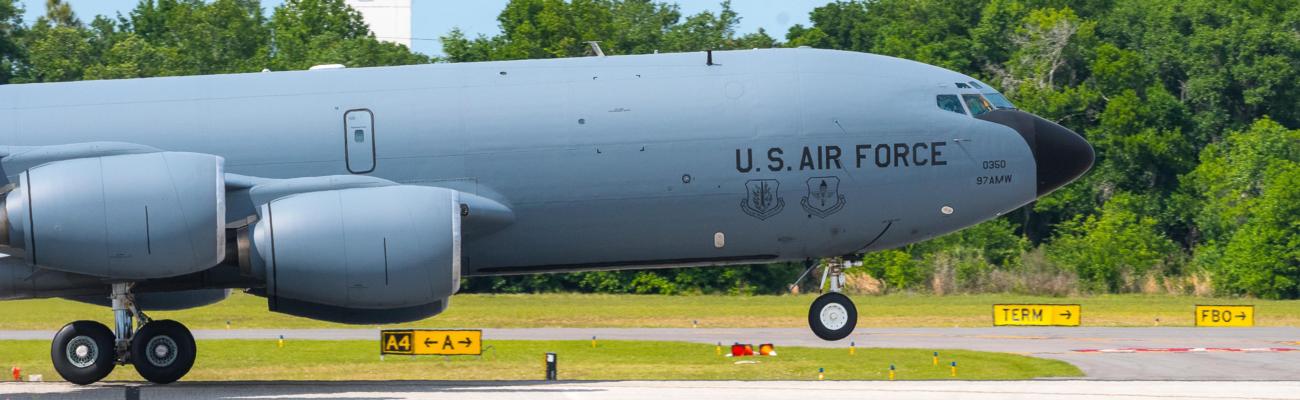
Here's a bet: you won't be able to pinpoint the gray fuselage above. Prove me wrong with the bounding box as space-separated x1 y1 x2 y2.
0 48 1043 276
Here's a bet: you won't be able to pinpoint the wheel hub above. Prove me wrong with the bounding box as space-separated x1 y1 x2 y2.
819 303 848 331
66 336 98 368
145 335 179 367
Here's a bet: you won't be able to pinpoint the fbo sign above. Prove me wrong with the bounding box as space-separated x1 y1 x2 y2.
1195 305 1254 327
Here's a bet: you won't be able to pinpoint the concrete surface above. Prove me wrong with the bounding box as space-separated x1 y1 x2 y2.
3 380 1300 399
3 327 1298 380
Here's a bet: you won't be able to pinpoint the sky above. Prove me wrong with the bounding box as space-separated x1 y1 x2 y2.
17 0 825 56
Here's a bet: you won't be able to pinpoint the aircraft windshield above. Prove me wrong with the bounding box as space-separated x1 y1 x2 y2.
983 92 1016 109
936 95 966 115
962 94 992 116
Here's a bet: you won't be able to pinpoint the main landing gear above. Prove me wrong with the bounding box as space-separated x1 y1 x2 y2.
794 258 859 341
51 283 196 385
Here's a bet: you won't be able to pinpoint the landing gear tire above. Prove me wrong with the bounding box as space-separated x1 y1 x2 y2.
808 292 857 341
51 321 117 385
130 320 196 384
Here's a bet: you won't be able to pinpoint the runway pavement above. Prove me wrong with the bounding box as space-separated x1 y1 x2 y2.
4 380 1300 399
3 327 1298 380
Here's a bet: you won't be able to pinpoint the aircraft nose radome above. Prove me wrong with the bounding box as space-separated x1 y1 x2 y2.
976 110 1094 196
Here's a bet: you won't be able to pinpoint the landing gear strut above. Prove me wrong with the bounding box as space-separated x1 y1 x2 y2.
50 283 196 385
799 258 859 341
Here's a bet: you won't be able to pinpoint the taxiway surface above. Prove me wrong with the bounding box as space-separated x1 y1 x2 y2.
4 380 1300 399
3 327 1298 380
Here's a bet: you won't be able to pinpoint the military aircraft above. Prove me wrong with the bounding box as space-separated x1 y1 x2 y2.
0 48 1092 384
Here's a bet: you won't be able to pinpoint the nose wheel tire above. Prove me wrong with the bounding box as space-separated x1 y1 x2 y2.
51 321 117 385
808 292 857 341
130 320 196 384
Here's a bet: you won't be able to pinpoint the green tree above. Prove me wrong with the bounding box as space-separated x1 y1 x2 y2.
910 217 1028 268
1098 0 1300 140
791 0 984 71
124 0 270 75
7 0 1300 297
786 1 867 51
269 0 427 70
1046 193 1178 292
658 1 738 52
1216 164 1300 299
1186 118 1300 298
441 0 755 63
43 0 77 27
0 0 19 84
19 21 91 82
861 249 924 291
1186 119 1300 247
82 33 180 80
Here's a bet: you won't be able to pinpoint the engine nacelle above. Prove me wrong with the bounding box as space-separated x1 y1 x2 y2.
0 152 225 279
242 185 461 324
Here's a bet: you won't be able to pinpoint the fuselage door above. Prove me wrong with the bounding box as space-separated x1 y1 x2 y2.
344 109 375 173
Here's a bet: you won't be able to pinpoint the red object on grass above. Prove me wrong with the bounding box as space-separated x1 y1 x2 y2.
731 343 755 357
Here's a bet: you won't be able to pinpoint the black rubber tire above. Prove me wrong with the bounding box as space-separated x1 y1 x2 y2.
51 320 117 385
130 320 196 384
808 292 858 341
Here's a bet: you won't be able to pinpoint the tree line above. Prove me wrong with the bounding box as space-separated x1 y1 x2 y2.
1 0 1296 298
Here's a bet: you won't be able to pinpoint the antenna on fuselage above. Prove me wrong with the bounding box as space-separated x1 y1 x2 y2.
707 49 720 66
586 41 605 57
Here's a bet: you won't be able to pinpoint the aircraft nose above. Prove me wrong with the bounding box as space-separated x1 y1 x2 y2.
976 109 1094 196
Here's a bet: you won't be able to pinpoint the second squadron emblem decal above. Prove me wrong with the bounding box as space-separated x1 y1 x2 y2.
741 179 785 220
801 176 846 218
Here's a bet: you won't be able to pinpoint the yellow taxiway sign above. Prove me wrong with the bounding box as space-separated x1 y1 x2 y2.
993 304 1081 326
1195 305 1254 327
381 329 482 355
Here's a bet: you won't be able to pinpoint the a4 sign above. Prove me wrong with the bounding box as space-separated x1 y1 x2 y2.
381 329 483 355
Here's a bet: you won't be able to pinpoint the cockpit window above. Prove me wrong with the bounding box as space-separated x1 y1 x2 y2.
983 92 1016 109
936 95 966 115
962 94 992 116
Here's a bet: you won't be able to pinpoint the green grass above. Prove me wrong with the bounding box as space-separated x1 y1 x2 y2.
0 292 1296 330
0 340 1081 381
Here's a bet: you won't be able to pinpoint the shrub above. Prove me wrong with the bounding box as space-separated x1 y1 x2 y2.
1045 193 1179 292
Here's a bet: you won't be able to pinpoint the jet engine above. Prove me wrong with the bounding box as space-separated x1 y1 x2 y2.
0 152 225 279
239 185 461 324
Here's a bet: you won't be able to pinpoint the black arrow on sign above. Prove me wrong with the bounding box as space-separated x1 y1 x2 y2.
1059 309 1073 319
424 338 437 348
1237 312 1247 319
459 337 473 347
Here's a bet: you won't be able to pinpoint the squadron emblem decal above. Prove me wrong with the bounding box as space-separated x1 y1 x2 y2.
741 179 785 220
801 176 846 218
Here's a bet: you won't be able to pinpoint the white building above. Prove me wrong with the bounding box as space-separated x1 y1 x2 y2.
345 0 413 49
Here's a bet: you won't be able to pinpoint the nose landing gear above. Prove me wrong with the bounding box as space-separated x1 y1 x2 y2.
50 283 196 385
809 291 858 341
795 258 860 341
